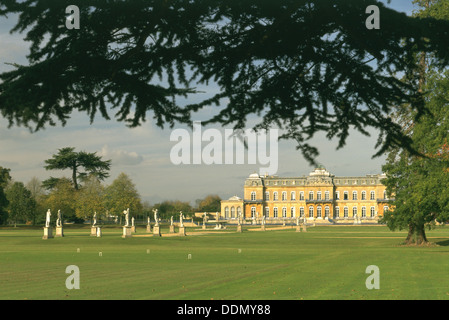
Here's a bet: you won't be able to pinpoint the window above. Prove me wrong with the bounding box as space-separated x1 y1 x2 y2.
309 191 314 200
291 191 296 201
325 206 330 218
362 206 366 218
383 206 389 213
273 207 278 218
300 207 305 217
265 191 269 201
273 192 278 201
300 192 304 200
361 191 366 200
344 191 349 200
309 206 314 218
334 206 340 218
325 191 330 200
344 206 348 218
291 207 295 217
317 191 322 200
251 207 256 218
282 207 287 218
317 206 322 218
335 191 340 200
225 207 229 218
231 207 235 218
352 191 357 200
265 207 269 217
353 206 358 217
237 207 242 217
251 191 256 201
282 191 287 201
370 191 375 200
370 206 375 217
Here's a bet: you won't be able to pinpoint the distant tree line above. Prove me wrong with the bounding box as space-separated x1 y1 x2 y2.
0 147 221 226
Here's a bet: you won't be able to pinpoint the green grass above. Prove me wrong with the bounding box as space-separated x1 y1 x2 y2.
1 224 449 300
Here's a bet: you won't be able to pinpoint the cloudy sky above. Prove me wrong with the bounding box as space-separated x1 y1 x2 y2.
0 1 417 205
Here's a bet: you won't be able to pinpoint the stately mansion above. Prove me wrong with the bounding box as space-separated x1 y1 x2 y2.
220 167 391 224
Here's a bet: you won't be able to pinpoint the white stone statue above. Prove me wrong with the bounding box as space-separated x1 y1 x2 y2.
131 217 135 227
153 209 159 227
216 211 219 221
56 210 62 227
123 209 129 227
262 215 266 226
92 212 97 227
45 209 51 228
179 211 184 228
170 216 173 226
147 216 151 226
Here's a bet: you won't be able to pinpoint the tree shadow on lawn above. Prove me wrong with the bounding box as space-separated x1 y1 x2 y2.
435 239 449 246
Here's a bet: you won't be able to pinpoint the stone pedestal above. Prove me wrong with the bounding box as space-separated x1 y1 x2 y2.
91 226 98 236
236 225 242 233
296 225 301 232
301 224 307 232
55 226 64 237
153 225 161 237
261 225 266 231
178 226 186 236
146 225 152 233
202 223 206 230
122 226 132 238
131 225 136 233
42 227 53 239
169 225 175 233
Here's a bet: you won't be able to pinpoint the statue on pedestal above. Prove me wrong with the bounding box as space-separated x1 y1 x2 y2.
180 211 184 228
56 210 62 227
123 208 130 226
45 209 51 228
153 209 159 227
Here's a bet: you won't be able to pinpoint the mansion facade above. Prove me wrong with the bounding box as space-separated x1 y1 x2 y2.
220 167 391 223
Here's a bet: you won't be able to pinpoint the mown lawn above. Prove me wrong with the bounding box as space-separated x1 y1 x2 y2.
1 224 449 300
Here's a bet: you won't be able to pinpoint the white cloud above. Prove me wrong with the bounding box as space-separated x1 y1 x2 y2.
99 145 143 166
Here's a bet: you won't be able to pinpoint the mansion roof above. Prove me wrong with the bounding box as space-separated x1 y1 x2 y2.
245 167 386 187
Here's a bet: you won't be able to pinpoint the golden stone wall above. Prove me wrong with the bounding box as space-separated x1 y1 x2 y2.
220 168 392 222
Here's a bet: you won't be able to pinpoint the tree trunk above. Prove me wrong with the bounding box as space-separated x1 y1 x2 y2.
415 224 428 245
405 223 428 245
72 164 78 190
405 224 415 244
